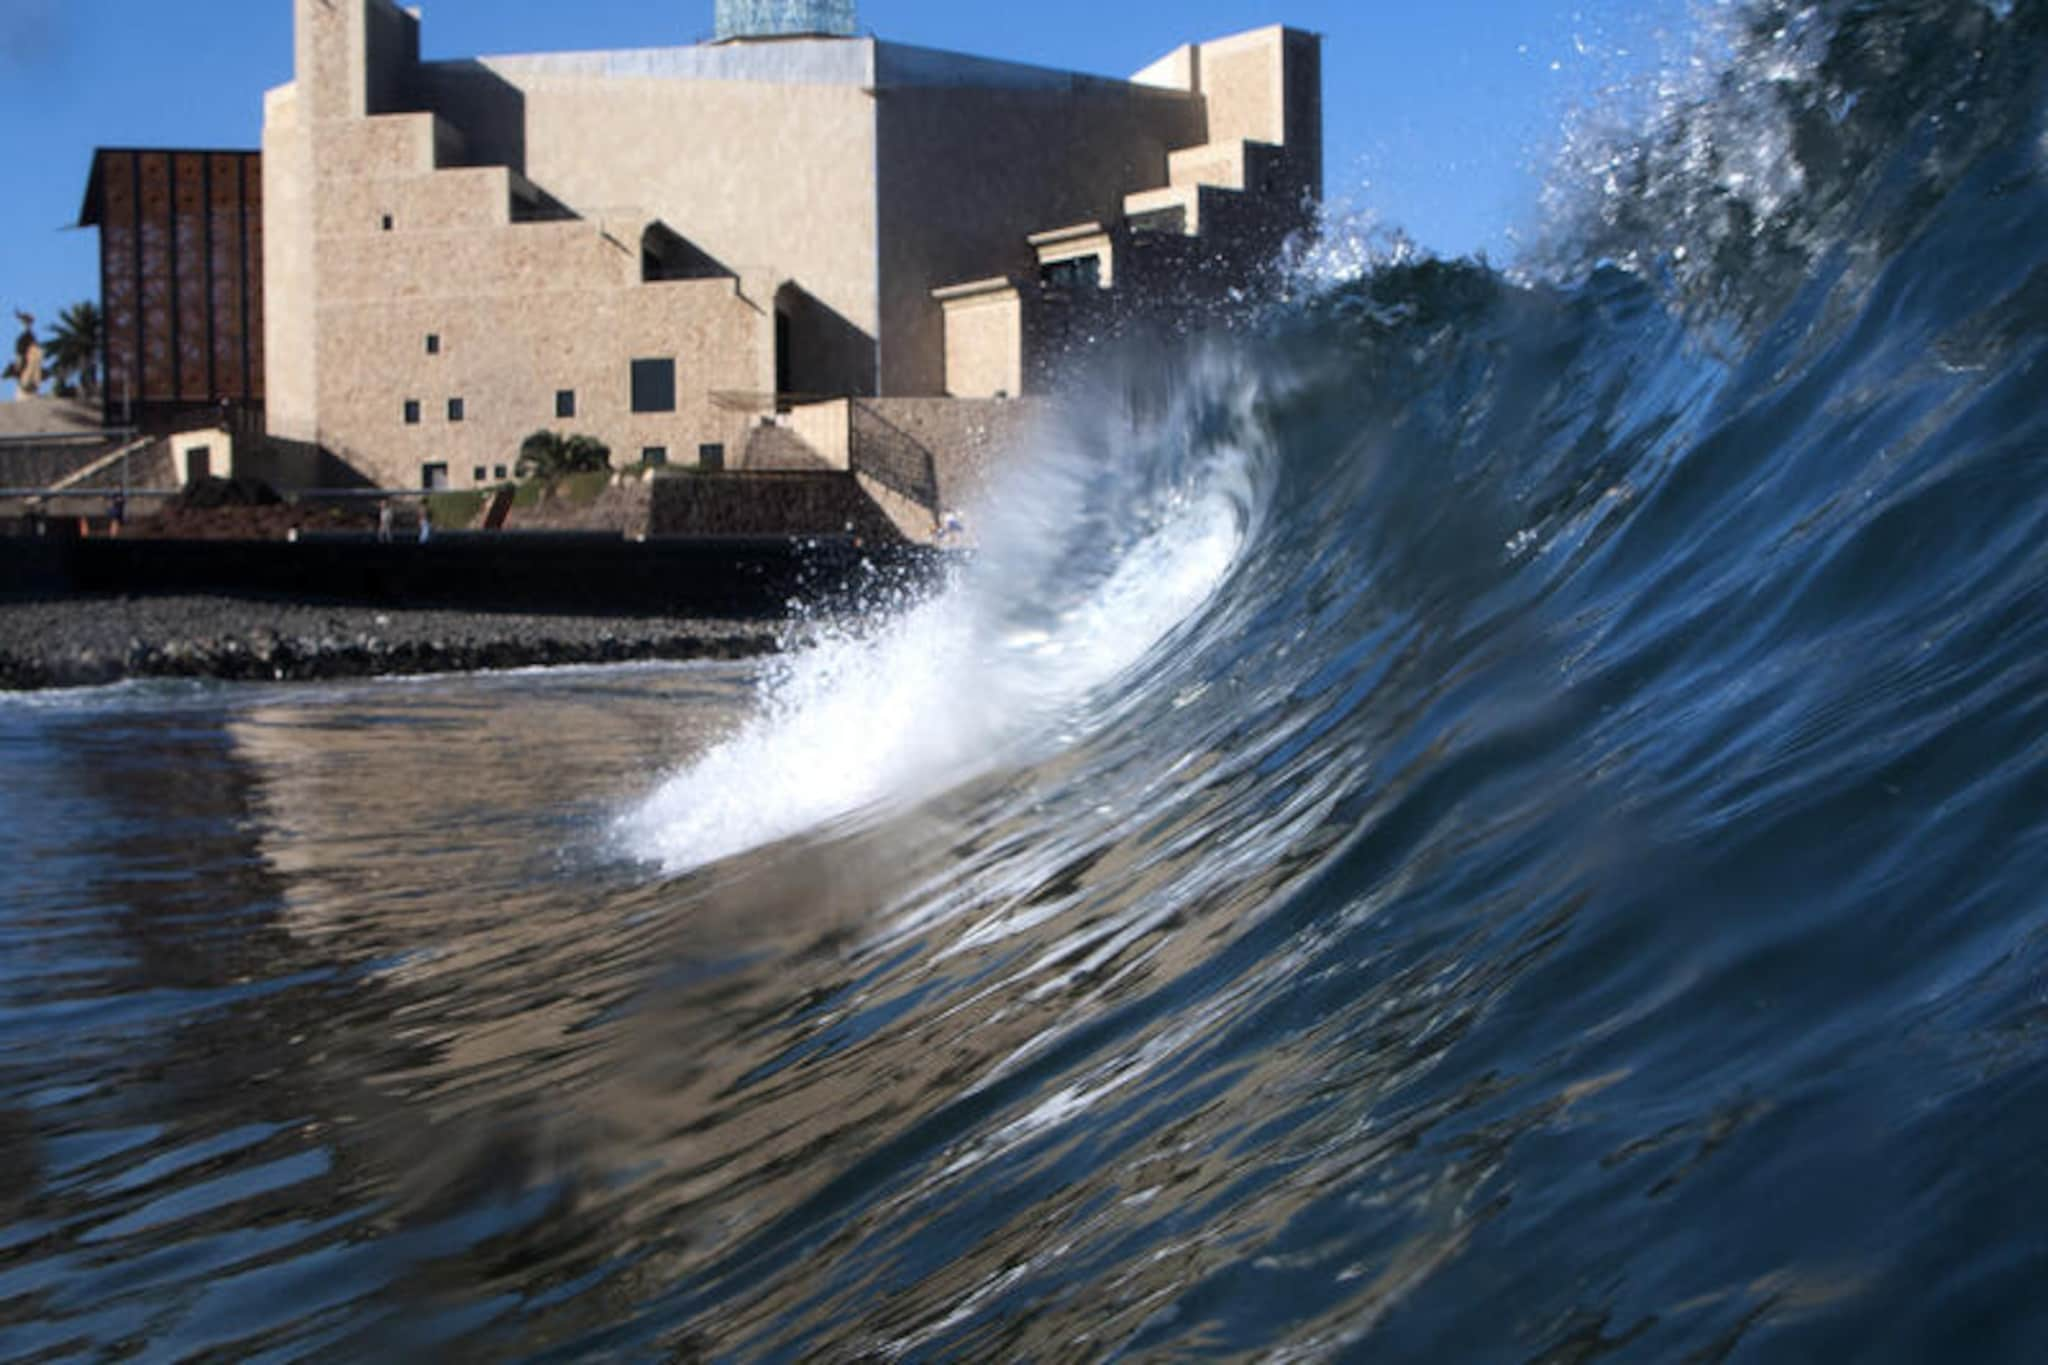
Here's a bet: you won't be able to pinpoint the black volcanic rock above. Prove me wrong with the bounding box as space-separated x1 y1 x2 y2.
0 596 788 690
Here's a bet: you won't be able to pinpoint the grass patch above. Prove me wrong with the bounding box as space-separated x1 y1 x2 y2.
556 471 612 505
425 490 485 528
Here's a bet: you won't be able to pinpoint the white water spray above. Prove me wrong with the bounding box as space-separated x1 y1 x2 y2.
615 398 1260 874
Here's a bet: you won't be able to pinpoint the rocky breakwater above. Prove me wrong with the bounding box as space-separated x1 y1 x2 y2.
0 596 784 690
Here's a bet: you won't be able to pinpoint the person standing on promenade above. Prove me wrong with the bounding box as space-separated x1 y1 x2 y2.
377 499 394 542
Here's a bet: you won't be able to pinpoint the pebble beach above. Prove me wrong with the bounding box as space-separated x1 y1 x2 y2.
0 594 786 690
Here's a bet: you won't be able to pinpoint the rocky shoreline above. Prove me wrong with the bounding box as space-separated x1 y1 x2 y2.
0 595 787 691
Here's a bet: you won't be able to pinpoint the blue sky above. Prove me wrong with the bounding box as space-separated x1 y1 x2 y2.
1 0 1696 385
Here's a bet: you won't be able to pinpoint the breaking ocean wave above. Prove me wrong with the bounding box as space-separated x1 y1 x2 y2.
2 0 2046 1357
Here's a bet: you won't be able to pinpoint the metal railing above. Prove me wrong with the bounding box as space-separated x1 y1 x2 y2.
847 401 939 512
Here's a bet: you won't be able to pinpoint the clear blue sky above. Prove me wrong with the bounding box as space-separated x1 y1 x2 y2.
1 0 1695 383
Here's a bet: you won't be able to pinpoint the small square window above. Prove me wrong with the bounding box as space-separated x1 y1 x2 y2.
641 446 669 467
426 334 441 355
630 357 676 414
472 466 486 482
447 397 465 422
556 389 576 419
403 399 421 425
698 442 725 471
421 462 449 491
493 464 507 480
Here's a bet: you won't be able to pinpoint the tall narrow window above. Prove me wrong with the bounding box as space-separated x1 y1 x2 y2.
556 389 576 419
447 398 465 422
630 358 676 413
381 214 394 232
425 334 441 355
403 399 421 425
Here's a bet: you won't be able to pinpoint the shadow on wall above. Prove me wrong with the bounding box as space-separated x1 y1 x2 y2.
644 223 736 282
243 438 379 492
414 60 528 174
776 283 877 399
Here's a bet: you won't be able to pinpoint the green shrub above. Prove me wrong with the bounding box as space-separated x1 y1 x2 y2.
515 430 613 482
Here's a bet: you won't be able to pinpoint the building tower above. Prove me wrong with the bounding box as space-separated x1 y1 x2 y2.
713 0 857 40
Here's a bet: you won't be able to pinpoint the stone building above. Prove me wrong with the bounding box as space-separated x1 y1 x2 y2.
258 0 1321 493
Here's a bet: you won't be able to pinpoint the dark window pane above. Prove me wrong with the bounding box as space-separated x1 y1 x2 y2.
425 333 440 355
698 442 725 471
1040 255 1102 290
641 446 668 467
630 357 675 413
556 389 575 419
403 399 420 424
447 397 464 422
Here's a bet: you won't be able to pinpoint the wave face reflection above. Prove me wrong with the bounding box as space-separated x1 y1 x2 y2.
5 0 2048 1356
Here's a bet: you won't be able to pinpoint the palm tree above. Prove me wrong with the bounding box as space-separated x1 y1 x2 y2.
515 429 612 481
42 302 103 399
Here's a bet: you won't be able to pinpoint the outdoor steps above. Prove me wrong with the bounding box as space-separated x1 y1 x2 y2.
741 423 831 471
35 435 160 497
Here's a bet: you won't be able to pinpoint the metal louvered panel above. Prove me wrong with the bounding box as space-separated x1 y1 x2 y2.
713 0 857 40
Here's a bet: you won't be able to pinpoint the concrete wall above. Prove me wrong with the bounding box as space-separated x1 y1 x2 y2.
875 67 1206 396
649 470 903 543
317 282 763 490
267 0 778 490
930 26 1324 401
937 284 1024 399
261 2 1316 495
501 66 882 364
784 399 852 468
1136 27 1322 216
856 397 1045 520
262 85 317 444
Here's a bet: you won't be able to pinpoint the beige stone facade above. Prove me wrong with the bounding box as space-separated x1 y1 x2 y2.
262 1 1321 491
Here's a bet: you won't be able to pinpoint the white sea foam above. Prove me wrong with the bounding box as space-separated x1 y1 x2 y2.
615 412 1252 874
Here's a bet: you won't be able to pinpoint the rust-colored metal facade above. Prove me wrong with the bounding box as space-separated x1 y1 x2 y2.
80 149 264 435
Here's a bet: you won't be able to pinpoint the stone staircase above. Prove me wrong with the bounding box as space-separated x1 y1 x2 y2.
32 435 164 497
741 422 831 471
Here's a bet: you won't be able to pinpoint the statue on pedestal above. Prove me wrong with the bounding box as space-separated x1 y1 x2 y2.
5 311 44 399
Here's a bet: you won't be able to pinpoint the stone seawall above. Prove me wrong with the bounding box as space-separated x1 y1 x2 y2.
647 470 905 545
0 532 941 618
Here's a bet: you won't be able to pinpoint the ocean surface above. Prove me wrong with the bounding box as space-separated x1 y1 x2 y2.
4 0 2047 1357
